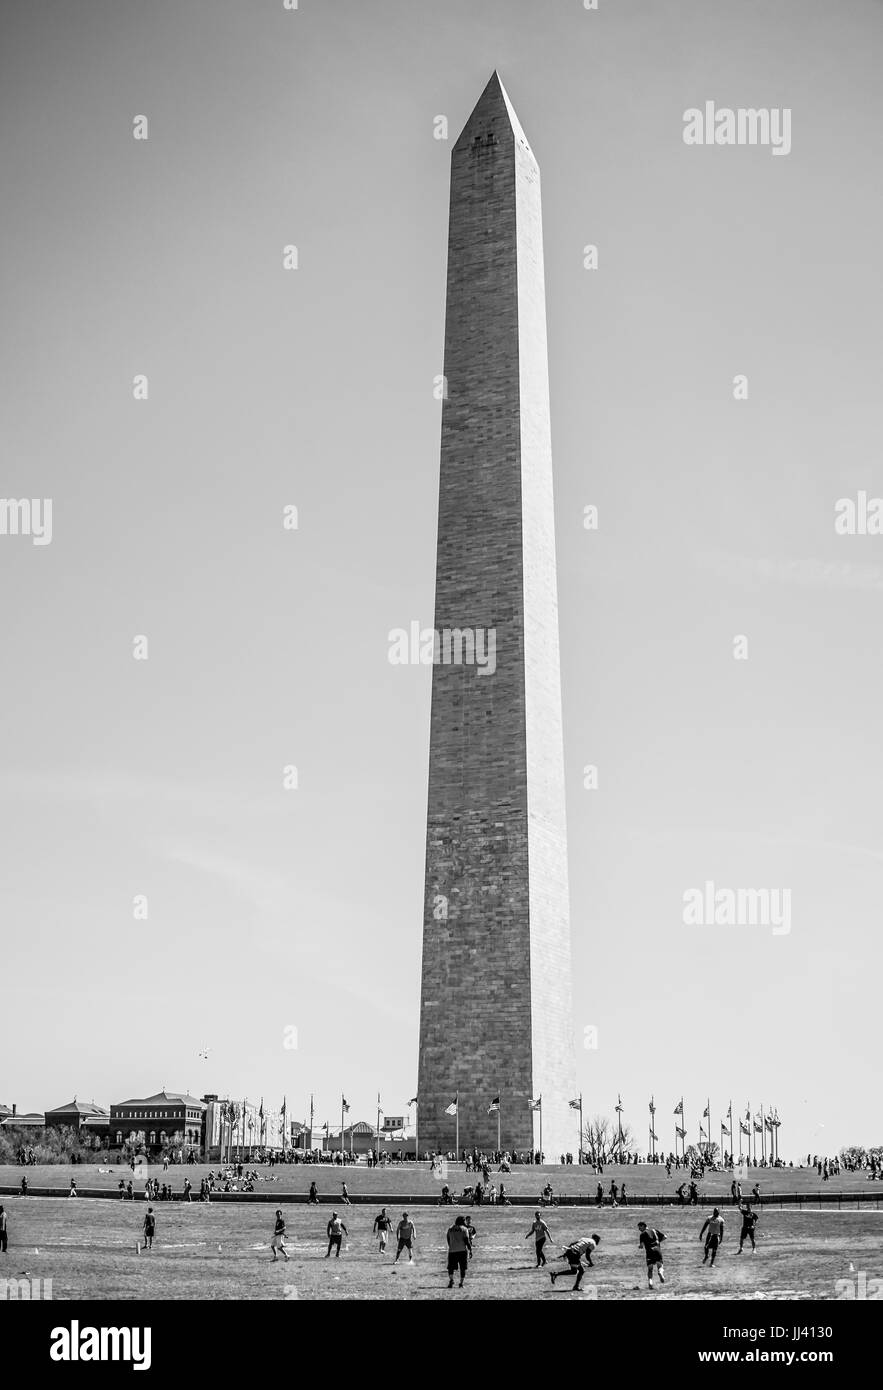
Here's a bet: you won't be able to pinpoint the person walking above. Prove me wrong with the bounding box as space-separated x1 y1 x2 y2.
446 1215 472 1289
737 1203 759 1253
326 1211 348 1258
373 1208 392 1254
525 1211 552 1267
270 1210 290 1262
395 1212 416 1263
637 1221 666 1288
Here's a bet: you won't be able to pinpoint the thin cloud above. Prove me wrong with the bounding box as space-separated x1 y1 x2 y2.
696 550 883 592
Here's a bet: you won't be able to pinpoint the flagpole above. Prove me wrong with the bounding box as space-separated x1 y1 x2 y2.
760 1104 766 1164
707 1097 711 1163
538 1095 543 1163
414 1099 419 1164
376 1092 381 1161
455 1090 459 1161
309 1093 314 1152
579 1093 583 1165
497 1091 501 1155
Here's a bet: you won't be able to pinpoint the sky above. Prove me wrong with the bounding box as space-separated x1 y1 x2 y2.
1 0 882 1158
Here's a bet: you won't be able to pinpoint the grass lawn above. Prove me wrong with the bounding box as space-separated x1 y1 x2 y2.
2 1161 879 1205
2 1195 880 1300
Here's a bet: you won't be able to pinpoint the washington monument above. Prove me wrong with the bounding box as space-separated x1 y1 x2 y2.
417 73 577 1157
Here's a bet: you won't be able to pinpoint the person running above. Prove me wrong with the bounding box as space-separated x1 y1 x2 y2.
341 1182 351 1206
373 1208 392 1254
637 1221 666 1288
689 1181 699 1206
549 1234 600 1291
308 1181 319 1204
69 1178 78 1198
271 1210 290 1262
19 1177 28 1197
143 1207 156 1251
675 1182 686 1206
446 1215 472 1289
595 1182 603 1208
699 1207 725 1266
0 1206 7 1253
737 1203 759 1253
326 1211 348 1258
526 1211 552 1267
182 1179 191 1203
395 1212 416 1263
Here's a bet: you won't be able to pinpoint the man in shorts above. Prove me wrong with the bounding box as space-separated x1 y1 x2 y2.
446 1215 472 1288
326 1211 348 1258
373 1207 392 1254
637 1220 665 1287
699 1207 725 1266
271 1209 290 1261
549 1234 601 1291
737 1203 759 1253
395 1211 416 1263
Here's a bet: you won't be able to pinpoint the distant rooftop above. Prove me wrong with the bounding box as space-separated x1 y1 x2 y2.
46 1098 108 1117
115 1091 206 1108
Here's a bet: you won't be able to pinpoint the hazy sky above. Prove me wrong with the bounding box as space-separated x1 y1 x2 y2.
2 0 882 1158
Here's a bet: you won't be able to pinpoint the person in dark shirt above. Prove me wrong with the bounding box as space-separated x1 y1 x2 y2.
373 1208 392 1254
143 1207 156 1251
395 1212 416 1263
737 1203 759 1253
699 1208 725 1266
308 1181 319 1204
271 1209 290 1262
446 1215 472 1289
637 1221 665 1288
0 1205 8 1252
549 1235 600 1291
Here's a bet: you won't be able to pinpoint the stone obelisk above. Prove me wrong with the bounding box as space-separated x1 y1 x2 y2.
417 73 577 1158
